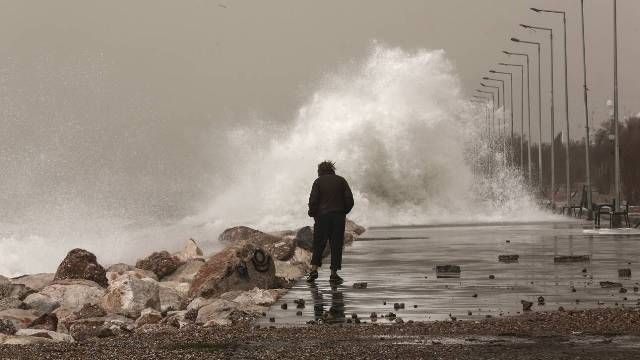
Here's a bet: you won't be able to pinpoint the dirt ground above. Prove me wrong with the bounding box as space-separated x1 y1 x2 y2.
3 308 640 359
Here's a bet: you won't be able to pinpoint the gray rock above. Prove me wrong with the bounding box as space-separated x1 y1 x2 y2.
23 293 60 314
15 329 74 343
0 308 40 331
10 273 54 291
173 238 204 262
101 272 161 318
158 283 185 313
162 260 204 284
39 279 105 312
134 308 162 328
106 265 158 283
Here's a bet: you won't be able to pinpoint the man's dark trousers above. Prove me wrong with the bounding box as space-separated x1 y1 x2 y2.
311 211 345 271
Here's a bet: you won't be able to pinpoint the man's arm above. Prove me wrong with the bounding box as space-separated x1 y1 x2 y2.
343 178 354 214
308 179 320 217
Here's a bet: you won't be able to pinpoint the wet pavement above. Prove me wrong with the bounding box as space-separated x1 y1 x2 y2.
262 221 640 325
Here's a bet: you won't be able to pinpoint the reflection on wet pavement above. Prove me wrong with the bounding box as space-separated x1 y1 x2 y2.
261 221 640 326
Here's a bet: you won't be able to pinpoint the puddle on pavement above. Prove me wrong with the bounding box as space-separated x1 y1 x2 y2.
260 221 640 326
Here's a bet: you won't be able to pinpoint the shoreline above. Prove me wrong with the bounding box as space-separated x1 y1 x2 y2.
3 308 640 359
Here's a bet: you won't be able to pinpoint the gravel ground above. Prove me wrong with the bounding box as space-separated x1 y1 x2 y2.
3 308 640 359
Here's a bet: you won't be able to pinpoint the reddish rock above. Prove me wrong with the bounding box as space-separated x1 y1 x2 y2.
219 226 295 261
135 251 181 279
54 249 108 287
189 242 276 299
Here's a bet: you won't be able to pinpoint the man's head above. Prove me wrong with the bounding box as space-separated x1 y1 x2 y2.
317 160 336 176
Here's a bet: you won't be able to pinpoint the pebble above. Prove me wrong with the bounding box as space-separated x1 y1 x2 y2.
294 299 305 308
489 275 495 280
296 311 303 316
521 300 533 311
537 296 545 305
269 317 275 322
472 293 478 298
353 282 368 289
281 303 288 310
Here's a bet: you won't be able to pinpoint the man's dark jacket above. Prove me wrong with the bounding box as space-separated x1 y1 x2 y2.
308 174 354 217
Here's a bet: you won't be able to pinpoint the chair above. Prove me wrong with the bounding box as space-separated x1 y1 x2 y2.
561 190 584 217
595 200 630 228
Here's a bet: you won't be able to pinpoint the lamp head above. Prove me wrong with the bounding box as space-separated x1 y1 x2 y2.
530 7 541 12
511 37 520 42
489 70 496 73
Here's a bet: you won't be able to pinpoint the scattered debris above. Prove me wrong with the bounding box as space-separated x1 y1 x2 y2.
294 299 305 308
353 282 367 289
488 275 495 280
618 269 632 278
554 255 590 263
498 255 519 263
436 265 461 278
600 281 623 288
280 303 287 310
521 300 533 311
537 296 545 306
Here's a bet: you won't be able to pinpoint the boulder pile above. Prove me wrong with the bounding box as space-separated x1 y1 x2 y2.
0 220 365 345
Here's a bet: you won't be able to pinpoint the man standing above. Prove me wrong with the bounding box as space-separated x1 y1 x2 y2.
306 161 354 285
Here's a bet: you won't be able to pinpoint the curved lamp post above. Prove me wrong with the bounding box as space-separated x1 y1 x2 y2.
512 36 547 200
499 63 525 172
532 7 573 210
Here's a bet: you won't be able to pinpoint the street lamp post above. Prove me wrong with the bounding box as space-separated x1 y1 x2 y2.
490 69 515 165
613 0 621 211
503 51 533 183
513 36 549 203
499 63 524 172
483 78 507 167
531 7 573 211
579 0 593 213
477 89 496 175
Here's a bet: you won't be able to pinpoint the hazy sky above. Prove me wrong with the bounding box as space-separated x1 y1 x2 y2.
0 0 638 220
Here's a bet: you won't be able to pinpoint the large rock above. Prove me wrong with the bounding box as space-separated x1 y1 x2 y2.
0 333 55 345
0 298 23 312
220 226 295 261
101 272 160 318
0 275 10 285
189 242 276 299
106 265 158 284
0 309 40 331
10 273 54 291
173 238 204 262
23 293 59 314
39 279 105 313
15 329 74 343
54 249 108 287
232 288 285 307
29 313 58 331
68 314 134 341
134 308 162 328
0 283 34 300
345 219 366 235
195 299 237 325
158 282 187 312
135 251 181 279
219 226 272 243
162 260 204 284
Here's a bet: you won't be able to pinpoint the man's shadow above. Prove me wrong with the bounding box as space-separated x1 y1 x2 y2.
309 283 345 324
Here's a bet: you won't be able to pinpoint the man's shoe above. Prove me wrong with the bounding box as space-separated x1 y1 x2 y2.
329 273 344 285
306 270 318 283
